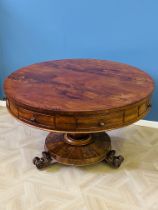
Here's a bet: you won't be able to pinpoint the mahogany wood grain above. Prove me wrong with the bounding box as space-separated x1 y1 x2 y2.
45 132 111 166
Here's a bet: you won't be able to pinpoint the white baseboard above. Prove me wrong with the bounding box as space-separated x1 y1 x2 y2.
0 100 6 107
134 119 158 129
0 100 157 128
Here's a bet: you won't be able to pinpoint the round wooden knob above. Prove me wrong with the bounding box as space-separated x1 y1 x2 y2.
99 122 105 126
30 117 36 122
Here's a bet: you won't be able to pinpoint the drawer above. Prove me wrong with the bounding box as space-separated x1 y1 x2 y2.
77 111 124 131
124 107 138 122
18 107 34 121
139 103 147 115
18 107 55 129
55 115 76 131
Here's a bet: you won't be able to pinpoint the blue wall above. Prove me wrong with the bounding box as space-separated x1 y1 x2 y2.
0 0 158 120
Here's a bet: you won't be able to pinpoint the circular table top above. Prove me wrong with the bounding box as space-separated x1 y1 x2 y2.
4 59 154 114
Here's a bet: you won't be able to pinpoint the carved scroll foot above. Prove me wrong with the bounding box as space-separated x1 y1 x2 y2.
104 150 124 168
33 151 56 169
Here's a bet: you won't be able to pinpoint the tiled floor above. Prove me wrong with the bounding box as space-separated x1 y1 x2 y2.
0 106 158 210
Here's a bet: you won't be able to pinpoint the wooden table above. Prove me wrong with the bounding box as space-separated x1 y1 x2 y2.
4 59 154 169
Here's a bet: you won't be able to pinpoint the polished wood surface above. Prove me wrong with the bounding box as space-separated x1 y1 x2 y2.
4 59 154 113
4 59 154 133
45 132 111 166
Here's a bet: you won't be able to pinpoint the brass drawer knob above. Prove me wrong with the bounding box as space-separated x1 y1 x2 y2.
99 122 105 126
30 116 36 122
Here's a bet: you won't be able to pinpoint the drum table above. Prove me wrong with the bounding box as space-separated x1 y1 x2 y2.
4 59 154 169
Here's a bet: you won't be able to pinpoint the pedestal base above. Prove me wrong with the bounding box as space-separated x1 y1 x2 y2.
33 132 124 169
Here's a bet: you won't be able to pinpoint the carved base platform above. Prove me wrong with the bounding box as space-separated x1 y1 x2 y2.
33 132 124 169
